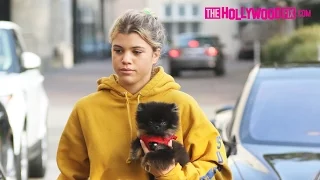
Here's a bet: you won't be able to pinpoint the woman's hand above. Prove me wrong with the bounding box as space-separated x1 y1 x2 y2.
140 140 176 177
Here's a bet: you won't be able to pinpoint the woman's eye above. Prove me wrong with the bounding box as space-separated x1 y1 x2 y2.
133 51 142 55
113 49 122 53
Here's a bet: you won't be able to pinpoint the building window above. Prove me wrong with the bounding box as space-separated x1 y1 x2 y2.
178 23 186 33
165 4 172 16
191 22 199 32
192 4 199 16
163 23 172 42
179 4 185 16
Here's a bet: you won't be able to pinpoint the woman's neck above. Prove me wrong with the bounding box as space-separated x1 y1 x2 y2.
119 73 152 95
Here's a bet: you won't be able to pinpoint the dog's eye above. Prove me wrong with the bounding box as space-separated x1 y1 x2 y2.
161 122 167 126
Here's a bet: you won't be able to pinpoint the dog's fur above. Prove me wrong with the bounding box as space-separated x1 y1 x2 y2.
129 101 190 180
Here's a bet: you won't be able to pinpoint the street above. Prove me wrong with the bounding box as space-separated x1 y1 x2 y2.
37 58 254 180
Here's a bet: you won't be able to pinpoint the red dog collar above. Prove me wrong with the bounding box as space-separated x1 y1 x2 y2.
140 135 177 150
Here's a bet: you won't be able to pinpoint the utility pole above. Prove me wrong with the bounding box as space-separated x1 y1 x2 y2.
100 0 106 58
72 0 79 64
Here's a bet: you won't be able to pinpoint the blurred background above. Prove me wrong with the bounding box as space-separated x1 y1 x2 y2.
0 0 320 179
0 0 318 68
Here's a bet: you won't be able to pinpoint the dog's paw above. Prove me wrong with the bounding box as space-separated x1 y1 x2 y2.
129 148 142 161
141 149 175 171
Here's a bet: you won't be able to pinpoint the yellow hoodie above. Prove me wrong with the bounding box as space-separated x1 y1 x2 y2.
56 66 232 180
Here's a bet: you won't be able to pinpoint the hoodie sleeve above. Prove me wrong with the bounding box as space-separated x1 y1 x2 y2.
56 103 90 180
156 97 232 180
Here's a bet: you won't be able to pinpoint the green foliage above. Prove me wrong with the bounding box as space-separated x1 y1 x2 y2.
286 42 318 62
261 35 290 64
262 24 320 64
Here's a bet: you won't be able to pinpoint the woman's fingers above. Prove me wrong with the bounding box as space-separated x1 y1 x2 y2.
140 140 149 153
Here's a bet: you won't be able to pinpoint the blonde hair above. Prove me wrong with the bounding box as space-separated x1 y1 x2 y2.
108 9 166 52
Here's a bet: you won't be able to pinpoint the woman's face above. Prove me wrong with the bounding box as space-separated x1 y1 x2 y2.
111 33 160 87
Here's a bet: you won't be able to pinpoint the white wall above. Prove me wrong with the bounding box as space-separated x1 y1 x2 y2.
201 0 240 59
11 0 52 57
11 0 73 67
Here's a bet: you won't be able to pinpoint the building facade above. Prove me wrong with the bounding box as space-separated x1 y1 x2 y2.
103 0 241 59
0 0 107 71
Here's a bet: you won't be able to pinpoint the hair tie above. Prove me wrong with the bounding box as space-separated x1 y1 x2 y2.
142 8 157 19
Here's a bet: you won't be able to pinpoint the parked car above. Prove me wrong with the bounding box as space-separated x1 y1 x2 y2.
0 101 18 179
0 21 49 179
168 33 226 77
211 62 320 180
237 41 254 60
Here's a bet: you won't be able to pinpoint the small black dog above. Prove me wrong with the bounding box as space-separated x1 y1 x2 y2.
129 101 190 180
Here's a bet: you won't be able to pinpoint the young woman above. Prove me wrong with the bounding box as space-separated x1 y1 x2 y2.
56 8 232 180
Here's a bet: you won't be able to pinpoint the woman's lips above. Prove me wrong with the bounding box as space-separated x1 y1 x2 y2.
119 68 135 74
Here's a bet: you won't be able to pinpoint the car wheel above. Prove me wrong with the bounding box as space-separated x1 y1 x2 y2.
169 67 180 77
29 124 48 178
16 131 29 180
214 59 226 76
3 137 18 179
171 70 180 77
214 67 225 76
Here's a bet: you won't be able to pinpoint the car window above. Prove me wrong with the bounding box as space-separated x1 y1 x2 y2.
177 35 219 47
194 37 219 46
12 30 23 58
240 78 320 147
0 29 13 71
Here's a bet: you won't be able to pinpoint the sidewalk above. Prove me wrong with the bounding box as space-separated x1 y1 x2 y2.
42 58 112 76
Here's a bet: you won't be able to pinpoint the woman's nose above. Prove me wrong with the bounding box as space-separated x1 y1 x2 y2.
121 52 132 64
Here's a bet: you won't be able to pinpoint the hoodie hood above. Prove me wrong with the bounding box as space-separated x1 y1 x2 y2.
96 66 180 98
96 66 180 163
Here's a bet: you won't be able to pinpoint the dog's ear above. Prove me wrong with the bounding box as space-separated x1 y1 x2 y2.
137 103 144 112
171 103 178 113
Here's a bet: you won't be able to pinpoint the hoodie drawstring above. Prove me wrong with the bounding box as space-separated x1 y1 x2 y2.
125 92 142 164
124 92 133 164
137 93 141 104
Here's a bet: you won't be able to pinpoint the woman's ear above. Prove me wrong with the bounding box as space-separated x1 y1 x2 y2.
152 48 161 64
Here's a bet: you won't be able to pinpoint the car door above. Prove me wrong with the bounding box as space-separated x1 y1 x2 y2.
11 30 48 147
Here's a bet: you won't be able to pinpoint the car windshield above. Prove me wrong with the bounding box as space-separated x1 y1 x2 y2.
0 29 13 72
240 78 320 147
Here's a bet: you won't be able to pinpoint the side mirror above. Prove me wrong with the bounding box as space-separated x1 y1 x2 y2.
224 136 237 157
210 105 234 129
212 105 237 157
215 105 234 114
21 52 41 69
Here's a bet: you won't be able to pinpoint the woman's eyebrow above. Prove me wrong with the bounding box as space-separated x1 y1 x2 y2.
113 44 145 49
131 46 145 49
113 44 122 48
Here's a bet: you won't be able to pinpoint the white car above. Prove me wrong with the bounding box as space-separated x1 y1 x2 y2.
0 21 49 180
